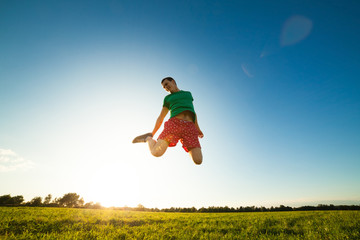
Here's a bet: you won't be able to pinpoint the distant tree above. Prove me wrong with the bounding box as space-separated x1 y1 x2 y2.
84 201 102 209
244 206 255 212
238 206 244 212
93 202 102 209
52 197 61 206
296 205 316 211
0 195 12 205
136 204 145 211
84 201 93 208
198 207 206 212
275 205 293 211
79 197 84 206
59 193 84 208
152 208 160 212
0 195 24 206
43 194 52 205
10 195 24 205
29 197 42 206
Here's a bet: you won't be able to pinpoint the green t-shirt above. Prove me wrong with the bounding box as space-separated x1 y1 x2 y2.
163 90 196 122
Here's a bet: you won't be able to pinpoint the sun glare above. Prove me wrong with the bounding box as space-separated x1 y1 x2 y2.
84 162 141 207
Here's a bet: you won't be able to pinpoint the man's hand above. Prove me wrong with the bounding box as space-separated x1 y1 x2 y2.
198 130 204 138
151 107 169 136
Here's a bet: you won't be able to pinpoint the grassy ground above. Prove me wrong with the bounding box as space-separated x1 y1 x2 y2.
1 207 359 239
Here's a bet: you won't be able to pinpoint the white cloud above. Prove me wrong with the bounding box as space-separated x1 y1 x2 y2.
0 148 33 172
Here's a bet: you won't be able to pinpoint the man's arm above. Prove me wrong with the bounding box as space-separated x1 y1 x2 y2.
151 107 169 136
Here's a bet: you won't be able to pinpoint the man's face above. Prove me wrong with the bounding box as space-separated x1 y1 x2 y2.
162 79 176 93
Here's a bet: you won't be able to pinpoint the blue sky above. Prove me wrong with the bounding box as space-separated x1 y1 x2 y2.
1 0 359 208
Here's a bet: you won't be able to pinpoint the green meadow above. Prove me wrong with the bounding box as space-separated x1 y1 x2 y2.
1 207 359 239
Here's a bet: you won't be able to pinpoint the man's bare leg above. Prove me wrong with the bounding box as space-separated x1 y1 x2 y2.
146 138 169 157
189 148 203 165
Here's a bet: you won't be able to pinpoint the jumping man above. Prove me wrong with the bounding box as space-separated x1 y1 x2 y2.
132 77 203 165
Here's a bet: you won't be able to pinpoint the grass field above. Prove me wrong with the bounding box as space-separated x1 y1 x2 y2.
1 207 359 239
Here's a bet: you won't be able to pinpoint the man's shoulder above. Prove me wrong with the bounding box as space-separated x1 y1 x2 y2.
164 93 172 100
178 90 192 96
182 90 193 97
164 90 192 100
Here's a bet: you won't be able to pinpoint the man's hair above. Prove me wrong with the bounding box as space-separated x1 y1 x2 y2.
161 77 176 84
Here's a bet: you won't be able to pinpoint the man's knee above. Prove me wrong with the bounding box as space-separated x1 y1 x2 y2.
189 148 203 165
150 142 167 157
193 156 203 165
151 148 165 157
151 144 166 157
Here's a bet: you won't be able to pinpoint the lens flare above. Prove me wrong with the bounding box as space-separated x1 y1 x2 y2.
241 64 254 78
281 15 313 46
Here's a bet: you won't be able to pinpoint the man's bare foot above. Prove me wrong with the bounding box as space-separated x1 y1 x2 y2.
132 133 153 143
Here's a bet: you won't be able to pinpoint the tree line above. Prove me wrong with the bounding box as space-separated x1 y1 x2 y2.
158 204 360 213
0 193 102 209
1 193 359 212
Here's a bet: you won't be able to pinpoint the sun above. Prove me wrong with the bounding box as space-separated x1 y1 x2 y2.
84 162 141 207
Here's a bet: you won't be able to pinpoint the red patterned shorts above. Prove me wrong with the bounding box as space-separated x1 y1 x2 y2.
158 117 201 152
